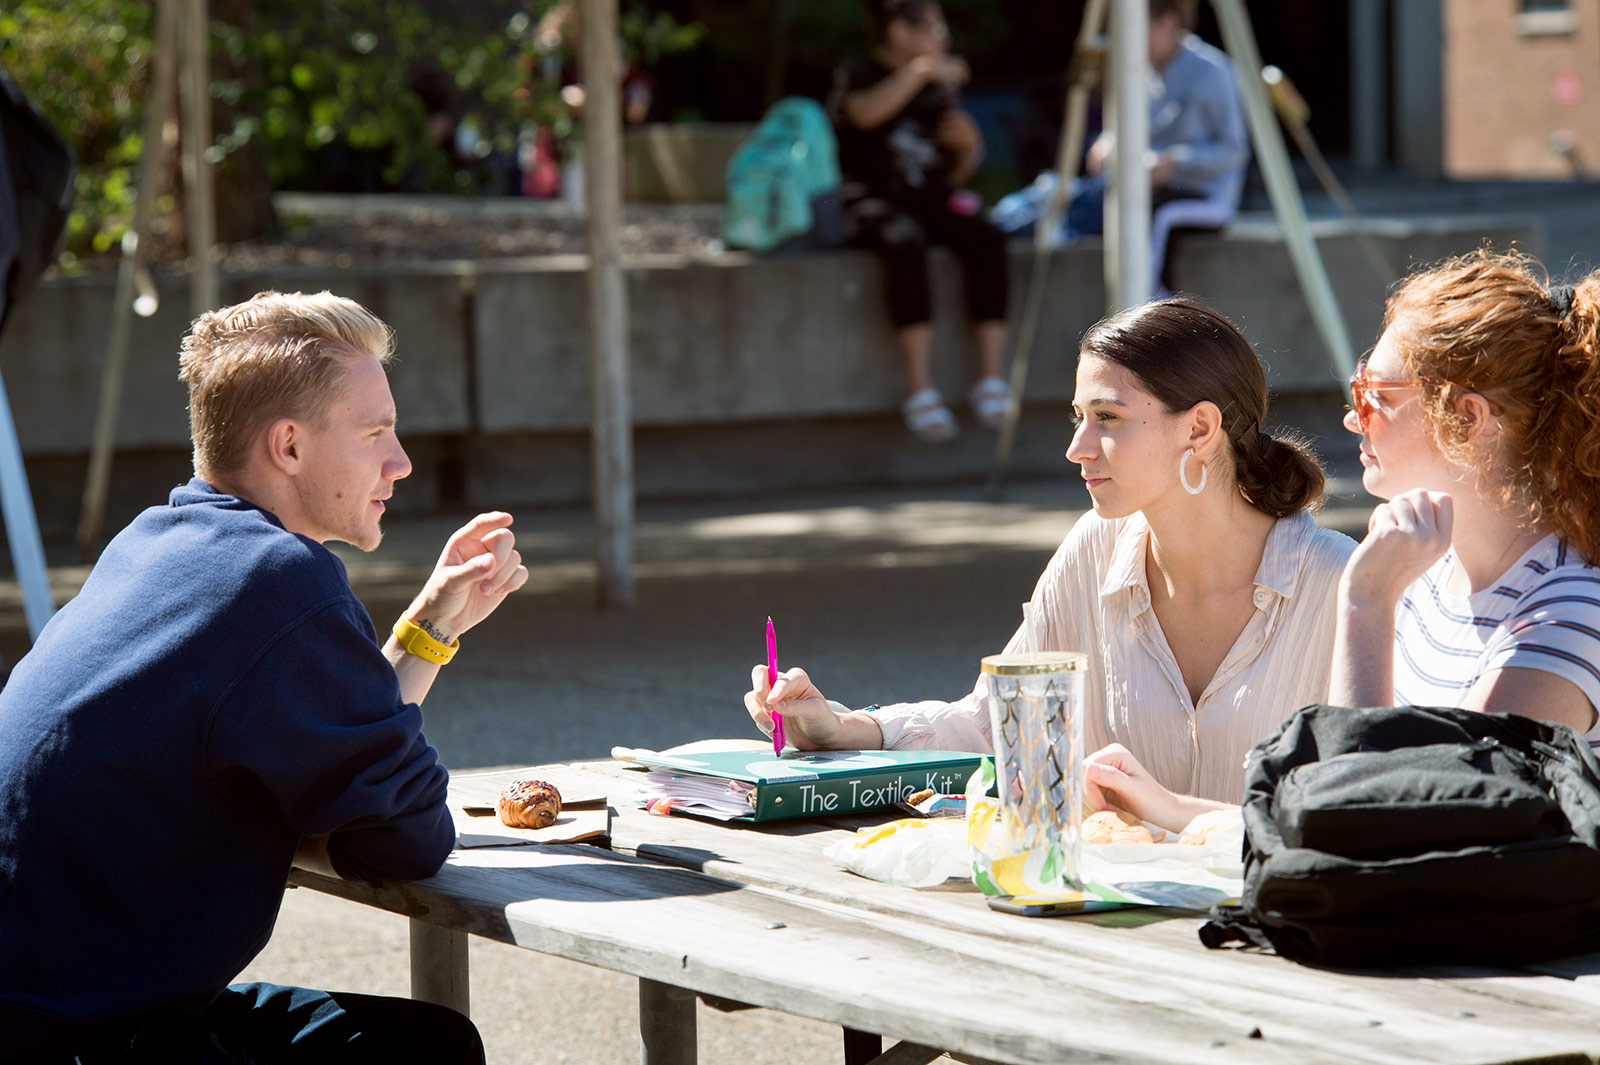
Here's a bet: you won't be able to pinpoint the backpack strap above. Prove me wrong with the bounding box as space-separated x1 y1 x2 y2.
1198 904 1278 952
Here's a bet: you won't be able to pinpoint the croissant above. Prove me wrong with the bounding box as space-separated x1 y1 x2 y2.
497 780 563 829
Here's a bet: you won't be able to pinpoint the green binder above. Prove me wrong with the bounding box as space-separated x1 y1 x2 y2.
630 748 986 822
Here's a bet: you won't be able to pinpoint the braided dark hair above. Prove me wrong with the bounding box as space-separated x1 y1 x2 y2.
1078 298 1326 518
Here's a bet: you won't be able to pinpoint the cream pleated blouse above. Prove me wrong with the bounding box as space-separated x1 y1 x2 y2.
868 509 1355 802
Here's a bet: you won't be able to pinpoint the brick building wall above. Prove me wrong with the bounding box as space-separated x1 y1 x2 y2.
1443 0 1600 177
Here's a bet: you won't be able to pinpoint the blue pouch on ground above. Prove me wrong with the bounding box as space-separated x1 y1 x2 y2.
989 171 1104 242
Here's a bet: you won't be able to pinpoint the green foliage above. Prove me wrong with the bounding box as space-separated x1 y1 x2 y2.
3 0 703 271
0 0 158 273
213 0 552 193
620 4 705 67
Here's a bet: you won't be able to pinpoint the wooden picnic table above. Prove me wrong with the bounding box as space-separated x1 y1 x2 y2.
290 759 1600 1065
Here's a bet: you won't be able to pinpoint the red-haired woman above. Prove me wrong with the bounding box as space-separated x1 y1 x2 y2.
1092 250 1600 830
1330 249 1600 736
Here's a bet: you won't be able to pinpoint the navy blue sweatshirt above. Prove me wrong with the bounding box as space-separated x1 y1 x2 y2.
0 481 453 1057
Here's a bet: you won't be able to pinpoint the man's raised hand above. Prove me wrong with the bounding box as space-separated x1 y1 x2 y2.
405 512 529 643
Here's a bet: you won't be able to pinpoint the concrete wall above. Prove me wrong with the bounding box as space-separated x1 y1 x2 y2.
0 213 1537 542
625 124 755 204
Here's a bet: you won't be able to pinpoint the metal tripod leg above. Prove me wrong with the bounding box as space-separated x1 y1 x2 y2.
1209 0 1357 378
986 0 1109 498
78 0 178 560
0 358 54 641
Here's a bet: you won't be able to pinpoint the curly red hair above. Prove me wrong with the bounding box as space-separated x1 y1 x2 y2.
1382 248 1600 563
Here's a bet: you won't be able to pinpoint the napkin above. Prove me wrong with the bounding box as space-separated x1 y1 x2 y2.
448 768 610 848
451 804 610 848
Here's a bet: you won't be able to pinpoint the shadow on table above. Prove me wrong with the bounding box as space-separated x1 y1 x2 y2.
632 844 730 872
289 846 745 943
1236 948 1600 982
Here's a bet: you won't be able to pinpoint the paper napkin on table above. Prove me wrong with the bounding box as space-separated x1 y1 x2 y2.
447 768 610 848
450 804 611 848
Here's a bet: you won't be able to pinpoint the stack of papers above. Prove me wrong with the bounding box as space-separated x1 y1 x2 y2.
635 771 757 821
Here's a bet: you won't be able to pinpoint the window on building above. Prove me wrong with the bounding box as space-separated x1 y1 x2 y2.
1517 0 1578 36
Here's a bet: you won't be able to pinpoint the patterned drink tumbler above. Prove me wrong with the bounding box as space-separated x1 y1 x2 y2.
980 652 1089 892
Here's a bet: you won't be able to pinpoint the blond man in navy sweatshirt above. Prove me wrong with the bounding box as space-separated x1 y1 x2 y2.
0 291 527 1065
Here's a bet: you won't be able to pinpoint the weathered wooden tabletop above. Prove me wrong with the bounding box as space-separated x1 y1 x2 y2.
291 760 1600 1065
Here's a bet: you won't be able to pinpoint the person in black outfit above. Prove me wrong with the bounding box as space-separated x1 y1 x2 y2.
830 0 1011 441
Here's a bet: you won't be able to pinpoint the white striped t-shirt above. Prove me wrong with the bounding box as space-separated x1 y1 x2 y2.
1393 534 1600 748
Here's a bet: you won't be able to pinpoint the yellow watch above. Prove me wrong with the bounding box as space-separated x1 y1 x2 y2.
392 616 459 664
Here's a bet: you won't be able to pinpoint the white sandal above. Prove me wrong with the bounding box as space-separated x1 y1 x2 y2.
969 376 1012 431
901 387 959 442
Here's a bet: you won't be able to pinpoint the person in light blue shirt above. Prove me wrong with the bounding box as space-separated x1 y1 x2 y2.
995 0 1250 298
1077 0 1249 295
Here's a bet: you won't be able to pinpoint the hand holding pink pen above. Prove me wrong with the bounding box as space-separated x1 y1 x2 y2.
766 616 785 755
746 659 869 752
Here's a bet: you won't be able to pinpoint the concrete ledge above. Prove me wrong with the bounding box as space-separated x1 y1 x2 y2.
624 123 755 204
0 210 1540 539
1172 213 1540 389
0 263 474 454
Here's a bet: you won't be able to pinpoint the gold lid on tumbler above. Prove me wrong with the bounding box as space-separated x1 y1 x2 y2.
980 651 1088 675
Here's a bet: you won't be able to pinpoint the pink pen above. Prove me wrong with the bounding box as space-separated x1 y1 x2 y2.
766 616 785 755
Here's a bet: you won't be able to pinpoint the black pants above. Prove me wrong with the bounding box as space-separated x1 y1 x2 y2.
49 983 484 1065
847 194 1010 330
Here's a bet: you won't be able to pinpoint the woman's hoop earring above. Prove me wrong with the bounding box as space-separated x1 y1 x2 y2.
1179 448 1207 495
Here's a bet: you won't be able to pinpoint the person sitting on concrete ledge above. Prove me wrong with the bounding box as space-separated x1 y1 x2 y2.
1075 0 1247 298
0 290 527 1065
993 0 1249 300
831 0 1013 442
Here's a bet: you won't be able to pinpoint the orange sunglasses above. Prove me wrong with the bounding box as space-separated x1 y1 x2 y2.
1348 361 1504 434
1347 361 1418 433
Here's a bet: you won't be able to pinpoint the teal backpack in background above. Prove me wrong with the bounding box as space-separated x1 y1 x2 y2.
723 97 843 253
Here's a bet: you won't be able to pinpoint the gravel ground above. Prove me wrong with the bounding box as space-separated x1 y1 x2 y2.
60 197 728 276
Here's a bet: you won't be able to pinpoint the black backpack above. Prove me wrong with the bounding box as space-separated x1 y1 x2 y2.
0 65 75 332
1200 703 1600 966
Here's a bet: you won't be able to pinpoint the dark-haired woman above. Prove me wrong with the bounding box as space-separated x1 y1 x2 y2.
745 297 1356 803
